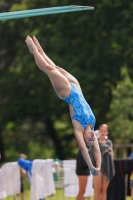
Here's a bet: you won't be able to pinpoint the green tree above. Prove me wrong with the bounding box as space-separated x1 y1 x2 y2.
107 66 133 143
0 0 133 161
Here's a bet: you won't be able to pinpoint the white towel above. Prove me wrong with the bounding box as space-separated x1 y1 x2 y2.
0 168 7 199
30 159 55 200
63 160 94 197
0 162 20 199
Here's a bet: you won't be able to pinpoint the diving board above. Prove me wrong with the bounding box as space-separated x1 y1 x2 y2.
0 5 94 20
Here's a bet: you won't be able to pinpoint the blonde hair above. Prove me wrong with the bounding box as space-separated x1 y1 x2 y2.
19 153 27 159
99 124 108 131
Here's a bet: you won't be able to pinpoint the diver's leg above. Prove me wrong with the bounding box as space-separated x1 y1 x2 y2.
25 36 71 98
32 36 56 67
32 36 80 88
56 66 80 88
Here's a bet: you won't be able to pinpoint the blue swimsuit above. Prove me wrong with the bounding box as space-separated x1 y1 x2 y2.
62 82 96 130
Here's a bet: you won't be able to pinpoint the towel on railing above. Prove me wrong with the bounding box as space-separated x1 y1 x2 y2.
30 159 55 200
0 162 20 199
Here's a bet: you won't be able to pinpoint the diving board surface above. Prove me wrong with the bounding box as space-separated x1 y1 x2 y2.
0 5 94 20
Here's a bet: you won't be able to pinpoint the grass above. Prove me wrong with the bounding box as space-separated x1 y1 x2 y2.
3 178 132 200
4 190 91 200
4 190 132 200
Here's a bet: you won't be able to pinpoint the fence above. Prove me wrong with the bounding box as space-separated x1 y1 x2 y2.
113 143 133 159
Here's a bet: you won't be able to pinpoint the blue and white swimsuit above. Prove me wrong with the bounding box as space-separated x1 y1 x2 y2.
62 82 96 130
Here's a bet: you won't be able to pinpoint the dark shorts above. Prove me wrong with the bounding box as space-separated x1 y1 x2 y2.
76 150 90 176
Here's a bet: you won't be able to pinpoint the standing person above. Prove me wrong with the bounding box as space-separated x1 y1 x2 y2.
15 154 27 200
76 149 92 200
92 124 115 200
17 156 45 200
25 35 101 176
19 154 27 200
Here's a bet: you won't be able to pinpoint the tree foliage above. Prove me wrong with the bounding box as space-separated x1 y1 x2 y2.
107 66 133 143
0 0 133 162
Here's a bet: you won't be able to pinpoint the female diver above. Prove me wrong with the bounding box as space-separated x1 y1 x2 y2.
25 35 101 176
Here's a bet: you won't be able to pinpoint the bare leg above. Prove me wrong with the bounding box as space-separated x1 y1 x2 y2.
32 36 80 88
131 188 133 200
14 195 18 200
21 192 25 200
25 36 71 98
100 173 109 200
32 36 56 67
93 171 109 200
56 66 81 88
76 176 88 200
93 172 102 200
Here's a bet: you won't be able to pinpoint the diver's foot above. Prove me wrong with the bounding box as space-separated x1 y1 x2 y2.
32 36 44 55
25 35 37 54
